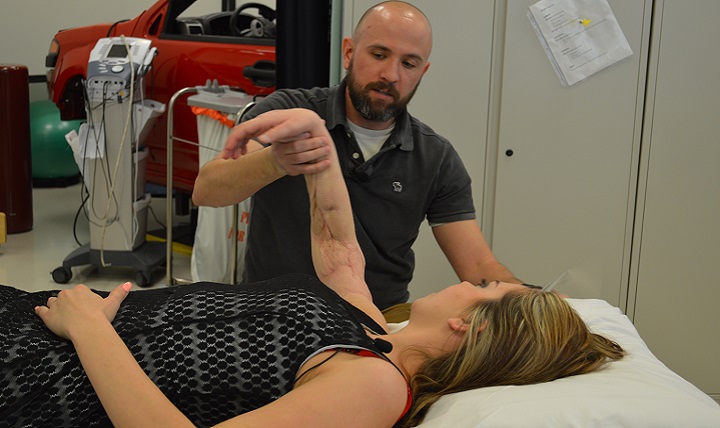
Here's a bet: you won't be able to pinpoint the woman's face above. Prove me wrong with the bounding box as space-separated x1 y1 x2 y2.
410 281 531 325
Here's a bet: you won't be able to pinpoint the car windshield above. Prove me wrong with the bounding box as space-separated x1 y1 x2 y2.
166 0 276 41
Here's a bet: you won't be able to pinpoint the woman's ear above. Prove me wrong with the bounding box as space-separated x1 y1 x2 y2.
447 317 470 333
447 317 487 333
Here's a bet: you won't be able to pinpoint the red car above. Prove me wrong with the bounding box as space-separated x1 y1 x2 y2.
45 0 277 193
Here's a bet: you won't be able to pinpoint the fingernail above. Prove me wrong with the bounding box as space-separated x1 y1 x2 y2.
122 282 132 292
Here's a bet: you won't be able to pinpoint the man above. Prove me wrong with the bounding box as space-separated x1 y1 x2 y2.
192 1 520 312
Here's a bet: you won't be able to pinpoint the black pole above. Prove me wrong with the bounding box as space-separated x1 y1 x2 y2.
222 0 236 12
275 0 331 89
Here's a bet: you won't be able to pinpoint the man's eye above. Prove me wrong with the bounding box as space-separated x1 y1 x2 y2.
476 279 489 288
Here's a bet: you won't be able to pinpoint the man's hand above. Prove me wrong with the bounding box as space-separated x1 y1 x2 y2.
270 135 333 176
221 109 334 175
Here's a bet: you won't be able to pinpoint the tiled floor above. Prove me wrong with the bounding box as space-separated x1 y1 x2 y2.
0 182 192 293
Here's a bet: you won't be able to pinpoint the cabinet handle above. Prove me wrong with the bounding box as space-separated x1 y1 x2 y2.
505 149 514 157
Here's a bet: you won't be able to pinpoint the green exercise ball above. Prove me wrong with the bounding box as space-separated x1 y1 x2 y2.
30 100 83 185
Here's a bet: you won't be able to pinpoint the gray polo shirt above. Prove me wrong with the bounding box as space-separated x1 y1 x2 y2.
240 80 475 309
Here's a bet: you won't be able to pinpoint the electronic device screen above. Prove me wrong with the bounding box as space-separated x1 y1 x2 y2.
106 44 128 59
86 37 155 99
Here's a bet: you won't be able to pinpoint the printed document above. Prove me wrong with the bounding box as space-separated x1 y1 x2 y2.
528 0 633 86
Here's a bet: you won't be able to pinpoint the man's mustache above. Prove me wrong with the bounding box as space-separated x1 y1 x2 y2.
366 82 399 100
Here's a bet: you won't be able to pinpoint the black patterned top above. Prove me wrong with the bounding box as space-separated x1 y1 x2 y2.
0 274 394 427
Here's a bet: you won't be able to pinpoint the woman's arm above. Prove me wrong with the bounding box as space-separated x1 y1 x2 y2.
216 354 407 428
235 109 387 329
305 153 388 328
35 284 195 428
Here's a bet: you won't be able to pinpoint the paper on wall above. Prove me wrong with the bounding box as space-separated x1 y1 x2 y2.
528 0 633 86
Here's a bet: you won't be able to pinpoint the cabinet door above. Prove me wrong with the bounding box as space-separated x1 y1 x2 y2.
342 0 496 298
489 0 651 305
631 0 720 400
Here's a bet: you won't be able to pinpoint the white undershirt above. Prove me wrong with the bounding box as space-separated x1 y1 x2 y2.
346 120 395 161
345 121 446 226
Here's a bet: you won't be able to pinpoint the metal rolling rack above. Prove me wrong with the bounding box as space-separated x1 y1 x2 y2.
164 85 255 285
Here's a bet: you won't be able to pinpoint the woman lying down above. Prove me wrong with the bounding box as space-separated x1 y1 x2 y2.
0 109 624 428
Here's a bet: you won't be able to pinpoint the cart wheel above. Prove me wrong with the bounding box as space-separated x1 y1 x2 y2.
136 271 151 287
52 267 72 284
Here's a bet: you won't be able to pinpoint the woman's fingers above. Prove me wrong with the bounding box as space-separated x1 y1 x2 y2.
34 304 49 318
34 282 132 339
107 282 132 303
256 111 326 144
222 109 326 160
103 282 132 321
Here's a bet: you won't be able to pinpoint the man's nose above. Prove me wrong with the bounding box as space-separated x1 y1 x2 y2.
379 60 401 83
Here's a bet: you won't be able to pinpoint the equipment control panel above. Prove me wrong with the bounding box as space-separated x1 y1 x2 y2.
86 37 156 101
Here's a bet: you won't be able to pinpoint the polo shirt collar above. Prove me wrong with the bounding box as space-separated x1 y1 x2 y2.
326 79 414 152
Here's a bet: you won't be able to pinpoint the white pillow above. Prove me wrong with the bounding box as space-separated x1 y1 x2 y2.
399 298 720 427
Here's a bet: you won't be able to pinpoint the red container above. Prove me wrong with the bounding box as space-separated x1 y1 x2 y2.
0 64 33 233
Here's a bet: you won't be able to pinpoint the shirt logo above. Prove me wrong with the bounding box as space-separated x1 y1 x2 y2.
392 182 403 193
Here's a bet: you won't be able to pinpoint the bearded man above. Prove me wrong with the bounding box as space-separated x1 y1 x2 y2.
193 1 520 315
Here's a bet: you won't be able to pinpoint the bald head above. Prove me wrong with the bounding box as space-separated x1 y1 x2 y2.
353 1 433 59
342 1 433 128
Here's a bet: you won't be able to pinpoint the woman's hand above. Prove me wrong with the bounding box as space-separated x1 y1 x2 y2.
222 108 333 175
34 282 132 340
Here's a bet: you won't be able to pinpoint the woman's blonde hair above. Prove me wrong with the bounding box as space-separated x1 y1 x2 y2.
400 291 624 427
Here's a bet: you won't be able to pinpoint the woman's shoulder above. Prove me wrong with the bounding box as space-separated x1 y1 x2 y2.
298 350 407 392
298 352 409 425
241 351 409 428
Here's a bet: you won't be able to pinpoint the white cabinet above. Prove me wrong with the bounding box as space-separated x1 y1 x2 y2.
488 0 652 306
628 0 720 402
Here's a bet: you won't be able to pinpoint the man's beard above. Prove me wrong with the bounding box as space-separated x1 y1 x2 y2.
346 65 419 123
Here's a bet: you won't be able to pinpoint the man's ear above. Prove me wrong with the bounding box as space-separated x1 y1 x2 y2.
342 37 354 70
447 317 487 333
421 61 431 77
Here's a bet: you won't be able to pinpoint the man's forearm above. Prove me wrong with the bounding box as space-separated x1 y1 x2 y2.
192 147 284 207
